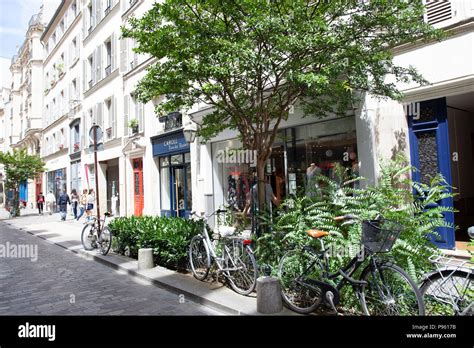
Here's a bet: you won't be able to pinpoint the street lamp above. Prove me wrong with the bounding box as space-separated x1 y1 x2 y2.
183 121 197 143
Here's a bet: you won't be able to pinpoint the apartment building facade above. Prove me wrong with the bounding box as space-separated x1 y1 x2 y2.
41 0 82 203
9 13 49 207
0 57 12 207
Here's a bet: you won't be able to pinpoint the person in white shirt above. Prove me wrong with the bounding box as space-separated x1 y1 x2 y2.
85 189 96 220
45 191 56 215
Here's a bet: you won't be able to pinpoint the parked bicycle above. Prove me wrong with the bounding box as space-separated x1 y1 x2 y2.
278 214 425 315
81 212 113 256
188 209 258 295
420 254 473 315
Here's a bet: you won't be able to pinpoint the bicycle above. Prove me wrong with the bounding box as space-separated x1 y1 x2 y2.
278 214 425 315
420 254 473 315
81 212 113 256
188 209 258 295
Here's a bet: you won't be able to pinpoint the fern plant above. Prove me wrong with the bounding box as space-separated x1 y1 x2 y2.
256 156 455 311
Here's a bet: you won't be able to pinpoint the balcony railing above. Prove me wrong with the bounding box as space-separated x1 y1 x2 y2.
88 80 93 89
105 64 112 76
104 6 111 16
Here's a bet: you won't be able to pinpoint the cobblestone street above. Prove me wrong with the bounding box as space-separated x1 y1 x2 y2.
0 221 222 315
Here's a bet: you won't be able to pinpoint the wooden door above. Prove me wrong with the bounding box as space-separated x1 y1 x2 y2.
133 158 144 216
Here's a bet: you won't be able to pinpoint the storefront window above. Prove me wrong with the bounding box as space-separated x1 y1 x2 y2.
213 117 358 210
160 161 171 211
47 168 67 204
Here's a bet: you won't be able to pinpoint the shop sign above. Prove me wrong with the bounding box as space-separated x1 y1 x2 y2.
152 131 190 156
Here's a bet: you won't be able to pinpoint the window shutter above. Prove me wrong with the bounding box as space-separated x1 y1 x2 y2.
112 96 117 138
123 95 129 136
91 0 96 28
120 37 128 72
97 102 103 130
82 7 87 36
111 32 116 71
81 112 86 148
95 0 102 25
96 45 102 82
138 102 144 132
82 60 86 91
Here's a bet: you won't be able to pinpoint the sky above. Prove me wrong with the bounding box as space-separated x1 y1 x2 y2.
0 0 49 59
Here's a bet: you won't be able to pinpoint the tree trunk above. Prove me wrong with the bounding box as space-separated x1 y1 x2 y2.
256 156 267 236
13 187 20 217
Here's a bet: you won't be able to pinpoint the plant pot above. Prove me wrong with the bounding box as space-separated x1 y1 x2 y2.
132 126 139 134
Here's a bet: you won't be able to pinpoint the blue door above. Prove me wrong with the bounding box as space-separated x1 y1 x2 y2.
407 97 455 249
19 181 28 202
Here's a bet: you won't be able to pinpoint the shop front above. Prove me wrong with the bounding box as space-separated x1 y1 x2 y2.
212 116 359 212
46 168 67 207
152 130 192 218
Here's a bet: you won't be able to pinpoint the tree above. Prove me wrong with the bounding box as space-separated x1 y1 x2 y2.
0 148 45 216
122 0 442 229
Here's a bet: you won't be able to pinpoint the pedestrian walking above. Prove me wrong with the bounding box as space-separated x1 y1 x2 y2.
76 189 88 221
58 190 71 221
70 189 79 219
45 191 56 215
36 192 45 215
85 189 95 221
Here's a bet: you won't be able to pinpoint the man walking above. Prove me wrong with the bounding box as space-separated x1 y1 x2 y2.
36 192 45 215
58 190 71 221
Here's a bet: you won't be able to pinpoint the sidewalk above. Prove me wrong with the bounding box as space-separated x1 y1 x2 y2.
0 211 294 316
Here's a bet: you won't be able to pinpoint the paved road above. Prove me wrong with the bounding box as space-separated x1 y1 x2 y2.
0 221 221 315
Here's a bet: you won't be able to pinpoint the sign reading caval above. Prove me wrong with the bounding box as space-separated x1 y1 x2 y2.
152 131 190 156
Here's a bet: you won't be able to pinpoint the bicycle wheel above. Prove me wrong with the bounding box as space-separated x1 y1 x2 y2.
278 249 324 314
99 226 112 256
359 262 425 316
81 224 97 251
420 270 473 316
189 235 210 281
225 242 257 295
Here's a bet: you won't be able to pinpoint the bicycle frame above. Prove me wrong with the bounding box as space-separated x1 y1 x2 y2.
298 243 368 292
196 212 250 274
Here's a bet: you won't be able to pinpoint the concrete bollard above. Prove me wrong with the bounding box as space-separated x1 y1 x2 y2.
256 276 283 314
138 248 154 270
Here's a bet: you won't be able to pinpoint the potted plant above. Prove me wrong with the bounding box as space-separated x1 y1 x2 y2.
56 63 65 77
128 118 139 134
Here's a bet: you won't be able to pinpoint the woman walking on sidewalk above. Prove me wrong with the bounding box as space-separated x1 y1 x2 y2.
85 189 95 221
76 189 88 221
45 191 56 215
36 192 45 215
70 189 79 219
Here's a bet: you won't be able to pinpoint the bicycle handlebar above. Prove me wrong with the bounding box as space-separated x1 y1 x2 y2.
190 209 227 220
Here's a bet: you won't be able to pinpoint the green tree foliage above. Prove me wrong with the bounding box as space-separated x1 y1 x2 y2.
122 0 443 214
0 148 46 217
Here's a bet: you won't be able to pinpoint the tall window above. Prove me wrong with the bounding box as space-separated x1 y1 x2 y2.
71 1 77 17
88 55 93 88
88 2 93 32
105 39 112 76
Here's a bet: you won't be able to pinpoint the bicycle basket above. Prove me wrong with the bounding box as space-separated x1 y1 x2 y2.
361 220 403 253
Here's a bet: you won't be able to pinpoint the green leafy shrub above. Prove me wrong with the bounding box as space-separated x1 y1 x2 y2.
256 156 454 311
108 216 204 270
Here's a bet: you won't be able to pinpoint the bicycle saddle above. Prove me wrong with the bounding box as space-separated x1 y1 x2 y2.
306 229 329 239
